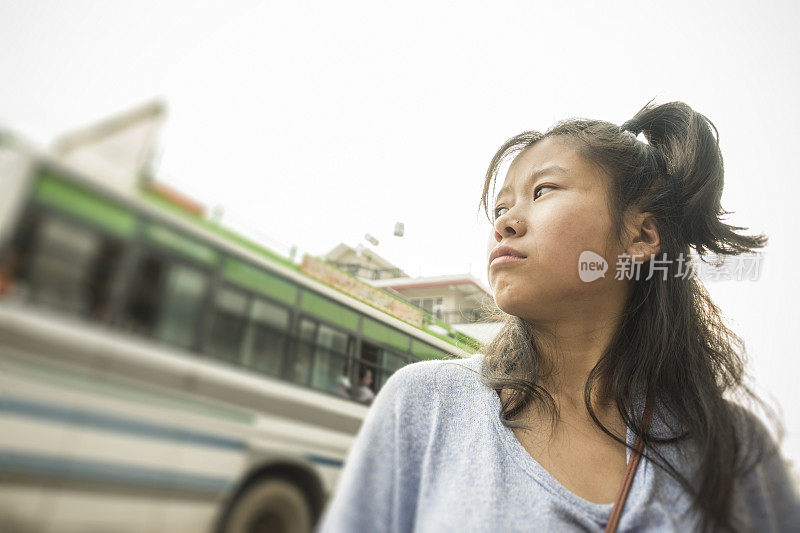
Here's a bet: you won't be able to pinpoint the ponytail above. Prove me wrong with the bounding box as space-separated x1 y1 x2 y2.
622 100 768 257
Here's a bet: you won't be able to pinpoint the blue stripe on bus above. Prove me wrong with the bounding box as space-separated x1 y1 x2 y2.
304 454 344 468
0 396 346 471
0 395 246 451
0 450 232 494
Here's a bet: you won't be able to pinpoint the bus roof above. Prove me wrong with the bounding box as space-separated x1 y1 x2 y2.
9 136 482 357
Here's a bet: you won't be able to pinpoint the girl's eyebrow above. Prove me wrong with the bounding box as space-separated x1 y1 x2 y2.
496 164 570 198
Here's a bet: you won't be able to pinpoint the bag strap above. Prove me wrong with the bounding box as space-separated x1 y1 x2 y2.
604 394 654 533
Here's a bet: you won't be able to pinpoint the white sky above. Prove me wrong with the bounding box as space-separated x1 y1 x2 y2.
2 1 799 478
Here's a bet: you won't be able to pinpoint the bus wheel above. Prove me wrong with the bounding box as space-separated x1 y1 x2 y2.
221 478 313 533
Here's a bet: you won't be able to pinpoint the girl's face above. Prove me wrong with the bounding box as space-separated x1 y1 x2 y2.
486 136 626 324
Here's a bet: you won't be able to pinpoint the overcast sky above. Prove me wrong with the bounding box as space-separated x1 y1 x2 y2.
2 0 798 476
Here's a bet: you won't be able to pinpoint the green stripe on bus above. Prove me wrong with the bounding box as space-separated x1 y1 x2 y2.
145 223 220 266
411 339 450 361
362 318 410 352
451 330 481 354
223 258 297 305
33 171 137 238
5 359 255 424
300 291 359 331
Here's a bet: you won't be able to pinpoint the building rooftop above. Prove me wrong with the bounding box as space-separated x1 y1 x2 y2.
370 272 492 297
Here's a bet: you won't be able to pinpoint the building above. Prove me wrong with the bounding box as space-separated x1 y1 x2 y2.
323 243 408 281
323 243 502 344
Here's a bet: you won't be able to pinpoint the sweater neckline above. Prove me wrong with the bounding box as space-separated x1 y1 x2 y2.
471 353 652 523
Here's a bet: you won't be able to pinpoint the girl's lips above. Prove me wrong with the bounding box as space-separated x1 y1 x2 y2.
489 255 525 269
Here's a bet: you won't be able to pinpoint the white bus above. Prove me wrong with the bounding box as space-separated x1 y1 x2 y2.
0 131 479 533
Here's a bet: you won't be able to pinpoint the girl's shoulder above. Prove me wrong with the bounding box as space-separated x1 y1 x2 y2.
722 400 800 528
388 351 485 389
376 352 488 409
723 399 781 458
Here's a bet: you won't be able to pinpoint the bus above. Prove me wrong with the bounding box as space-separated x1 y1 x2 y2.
0 130 480 533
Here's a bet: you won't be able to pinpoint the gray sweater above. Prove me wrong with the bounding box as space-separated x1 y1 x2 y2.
317 352 800 532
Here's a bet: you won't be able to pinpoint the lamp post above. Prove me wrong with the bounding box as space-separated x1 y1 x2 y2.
357 222 407 279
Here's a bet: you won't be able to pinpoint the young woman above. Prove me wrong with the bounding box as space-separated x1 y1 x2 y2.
316 101 800 532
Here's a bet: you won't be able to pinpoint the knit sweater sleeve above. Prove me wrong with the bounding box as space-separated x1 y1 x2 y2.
315 360 441 533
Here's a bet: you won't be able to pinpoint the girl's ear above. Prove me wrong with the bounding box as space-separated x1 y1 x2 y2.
626 212 661 262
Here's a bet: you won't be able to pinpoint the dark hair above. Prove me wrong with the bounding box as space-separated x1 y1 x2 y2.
475 99 780 532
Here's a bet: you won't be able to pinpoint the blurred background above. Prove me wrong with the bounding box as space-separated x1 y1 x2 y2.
0 1 798 532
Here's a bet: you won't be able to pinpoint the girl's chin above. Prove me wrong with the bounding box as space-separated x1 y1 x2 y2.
493 298 529 316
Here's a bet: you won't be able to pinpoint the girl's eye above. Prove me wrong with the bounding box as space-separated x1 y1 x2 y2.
534 184 555 200
494 185 556 218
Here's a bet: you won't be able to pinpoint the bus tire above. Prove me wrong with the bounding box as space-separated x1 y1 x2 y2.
220 478 313 533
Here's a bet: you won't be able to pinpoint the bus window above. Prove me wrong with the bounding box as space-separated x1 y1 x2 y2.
122 255 163 335
354 341 381 405
20 214 122 320
87 239 124 322
122 255 208 351
289 318 317 386
310 324 352 397
154 264 207 349
0 250 18 295
0 210 40 298
205 287 249 364
378 350 407 389
353 365 376 405
241 298 290 377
